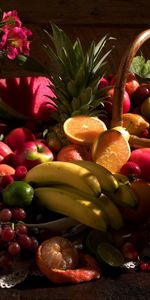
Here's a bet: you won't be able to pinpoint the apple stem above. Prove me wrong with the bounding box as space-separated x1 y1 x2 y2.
129 135 150 148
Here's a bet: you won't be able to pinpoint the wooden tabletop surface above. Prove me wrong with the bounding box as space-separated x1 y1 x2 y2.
1 270 150 300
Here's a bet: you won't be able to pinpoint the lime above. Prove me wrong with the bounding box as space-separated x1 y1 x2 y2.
96 242 124 267
86 229 112 254
2 181 34 207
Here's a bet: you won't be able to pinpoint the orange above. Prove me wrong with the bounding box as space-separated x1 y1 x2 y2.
36 236 101 284
63 115 107 145
91 129 131 173
122 113 149 136
119 180 150 224
36 236 79 283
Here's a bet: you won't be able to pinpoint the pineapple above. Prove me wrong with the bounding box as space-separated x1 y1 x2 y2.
43 24 113 146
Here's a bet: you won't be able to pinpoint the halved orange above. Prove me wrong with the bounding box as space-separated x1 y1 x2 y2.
92 129 131 173
122 113 149 136
63 115 107 145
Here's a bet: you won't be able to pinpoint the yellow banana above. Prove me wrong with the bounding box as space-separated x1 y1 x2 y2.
98 194 124 230
34 186 107 231
108 182 138 208
70 160 119 194
25 161 101 197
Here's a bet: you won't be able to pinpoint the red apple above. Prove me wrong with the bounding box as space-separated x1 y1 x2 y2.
0 141 13 163
128 148 150 182
13 140 54 170
106 88 131 113
5 127 35 151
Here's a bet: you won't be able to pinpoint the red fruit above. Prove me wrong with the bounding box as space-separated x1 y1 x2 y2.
0 141 13 163
98 77 109 89
8 242 21 256
13 140 54 170
120 162 141 178
121 242 138 260
56 144 91 162
5 127 35 151
0 77 57 121
128 148 150 182
134 84 150 104
14 165 28 180
119 180 150 224
0 208 12 222
125 78 139 96
0 175 14 188
106 88 131 113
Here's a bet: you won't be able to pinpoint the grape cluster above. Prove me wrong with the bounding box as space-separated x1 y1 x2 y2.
0 203 39 271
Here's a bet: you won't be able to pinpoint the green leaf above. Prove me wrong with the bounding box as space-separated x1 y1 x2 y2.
130 55 145 77
15 55 46 74
73 38 84 68
142 59 150 79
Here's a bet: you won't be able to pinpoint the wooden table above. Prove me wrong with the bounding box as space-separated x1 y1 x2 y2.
1 270 150 300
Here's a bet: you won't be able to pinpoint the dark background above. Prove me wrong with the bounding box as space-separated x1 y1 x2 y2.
1 0 150 77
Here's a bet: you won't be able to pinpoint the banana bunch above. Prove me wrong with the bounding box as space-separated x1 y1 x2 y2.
25 160 138 231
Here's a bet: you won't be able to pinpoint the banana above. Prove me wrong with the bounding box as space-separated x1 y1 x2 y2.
98 194 124 230
34 186 107 231
108 182 138 208
70 160 119 194
25 161 101 197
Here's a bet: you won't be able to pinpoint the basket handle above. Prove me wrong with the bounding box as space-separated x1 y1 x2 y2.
111 29 150 128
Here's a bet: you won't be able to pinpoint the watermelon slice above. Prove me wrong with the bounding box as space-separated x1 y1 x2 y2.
0 77 57 121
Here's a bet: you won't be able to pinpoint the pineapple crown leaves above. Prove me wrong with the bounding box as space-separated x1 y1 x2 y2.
43 24 115 120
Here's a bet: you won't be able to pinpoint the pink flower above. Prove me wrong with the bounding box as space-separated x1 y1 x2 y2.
0 26 32 59
2 10 22 29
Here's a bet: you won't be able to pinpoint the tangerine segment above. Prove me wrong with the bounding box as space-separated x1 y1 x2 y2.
63 115 107 145
37 237 79 271
92 129 131 173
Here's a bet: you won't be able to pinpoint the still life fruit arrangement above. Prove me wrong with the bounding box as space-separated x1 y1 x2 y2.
1 10 150 287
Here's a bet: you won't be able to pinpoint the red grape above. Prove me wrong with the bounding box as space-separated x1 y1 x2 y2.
12 208 26 221
1 227 15 242
8 242 21 256
15 223 28 235
17 234 32 249
0 208 12 222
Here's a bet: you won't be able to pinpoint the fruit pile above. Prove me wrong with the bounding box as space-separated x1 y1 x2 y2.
0 25 150 286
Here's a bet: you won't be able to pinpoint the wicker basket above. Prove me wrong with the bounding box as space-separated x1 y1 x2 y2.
111 29 150 148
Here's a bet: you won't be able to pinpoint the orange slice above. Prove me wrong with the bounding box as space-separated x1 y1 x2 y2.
63 115 107 145
91 129 131 173
122 113 149 136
